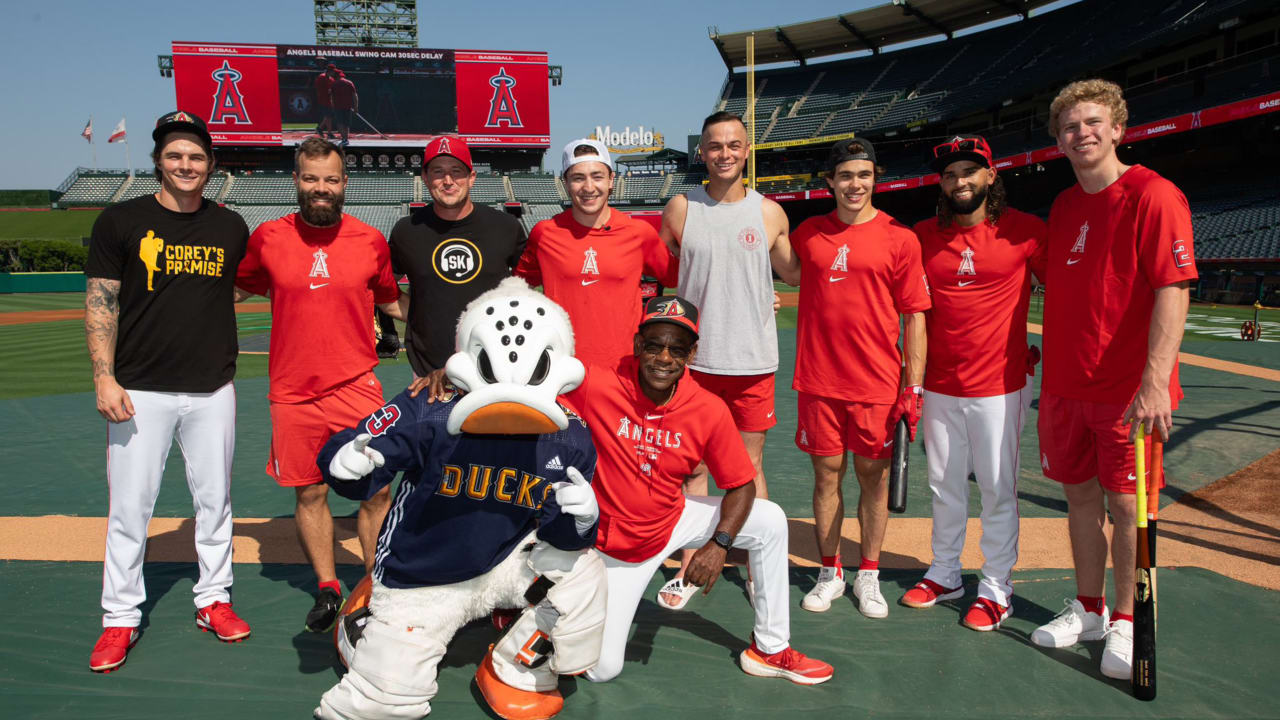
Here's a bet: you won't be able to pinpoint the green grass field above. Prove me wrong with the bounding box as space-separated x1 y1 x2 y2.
0 209 101 241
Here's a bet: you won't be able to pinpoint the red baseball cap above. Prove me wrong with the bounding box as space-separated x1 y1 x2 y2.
423 135 473 171
639 295 699 339
930 135 994 173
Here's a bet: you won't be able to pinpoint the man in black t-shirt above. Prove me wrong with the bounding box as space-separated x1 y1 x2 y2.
83 111 251 674
389 135 526 395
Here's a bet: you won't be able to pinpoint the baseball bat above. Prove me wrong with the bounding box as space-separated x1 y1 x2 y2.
1132 427 1158 701
887 418 909 513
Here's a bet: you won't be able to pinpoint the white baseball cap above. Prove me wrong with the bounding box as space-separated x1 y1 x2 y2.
561 138 613 175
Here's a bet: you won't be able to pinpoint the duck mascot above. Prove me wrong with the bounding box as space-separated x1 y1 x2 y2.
313 277 605 720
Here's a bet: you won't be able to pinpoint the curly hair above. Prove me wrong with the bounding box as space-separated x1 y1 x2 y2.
937 173 1006 230
1048 78 1128 138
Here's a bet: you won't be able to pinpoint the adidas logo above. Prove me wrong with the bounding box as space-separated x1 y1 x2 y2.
545 455 564 471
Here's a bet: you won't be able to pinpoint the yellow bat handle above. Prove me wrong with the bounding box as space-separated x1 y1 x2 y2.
1135 426 1147 529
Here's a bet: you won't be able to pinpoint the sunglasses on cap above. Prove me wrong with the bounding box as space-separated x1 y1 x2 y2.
933 136 992 160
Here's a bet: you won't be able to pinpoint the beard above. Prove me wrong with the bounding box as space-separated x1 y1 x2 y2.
944 184 988 216
298 188 344 226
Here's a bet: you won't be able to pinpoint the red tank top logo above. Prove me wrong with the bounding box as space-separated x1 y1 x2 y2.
737 227 762 250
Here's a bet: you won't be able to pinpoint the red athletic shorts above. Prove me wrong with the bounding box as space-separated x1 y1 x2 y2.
795 392 895 459
1037 392 1164 494
688 370 776 432
267 371 385 487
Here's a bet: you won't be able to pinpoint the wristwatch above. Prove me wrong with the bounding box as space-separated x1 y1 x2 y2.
712 530 734 551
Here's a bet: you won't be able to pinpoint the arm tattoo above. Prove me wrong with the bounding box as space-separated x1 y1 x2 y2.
85 278 121 379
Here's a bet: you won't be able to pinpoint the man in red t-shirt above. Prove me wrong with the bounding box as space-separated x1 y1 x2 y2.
906 135 1046 631
328 69 358 147
515 138 677 370
790 138 931 620
236 137 404 634
1029 80 1196 682
567 296 832 686
314 62 335 139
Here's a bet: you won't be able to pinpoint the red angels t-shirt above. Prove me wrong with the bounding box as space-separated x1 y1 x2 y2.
1042 165 1197 405
916 208 1047 397
565 357 755 562
791 210 932 404
237 213 400 403
516 208 677 369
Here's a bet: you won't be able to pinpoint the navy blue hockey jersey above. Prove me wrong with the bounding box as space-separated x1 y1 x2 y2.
317 391 598 589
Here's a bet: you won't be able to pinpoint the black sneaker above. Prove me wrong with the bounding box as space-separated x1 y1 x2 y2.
376 336 400 359
305 588 342 633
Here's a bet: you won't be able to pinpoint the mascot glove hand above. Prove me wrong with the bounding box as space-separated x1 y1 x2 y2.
553 466 598 536
329 433 385 481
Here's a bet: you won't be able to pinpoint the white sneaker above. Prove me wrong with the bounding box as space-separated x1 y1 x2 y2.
1100 619 1133 679
852 570 888 619
1030 599 1108 648
801 567 845 612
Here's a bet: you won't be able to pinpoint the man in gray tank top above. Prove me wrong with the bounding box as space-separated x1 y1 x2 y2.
653 111 801 609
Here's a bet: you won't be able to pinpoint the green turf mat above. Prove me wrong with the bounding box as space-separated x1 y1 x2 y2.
0 291 88 312
0 209 100 241
1 562 1273 719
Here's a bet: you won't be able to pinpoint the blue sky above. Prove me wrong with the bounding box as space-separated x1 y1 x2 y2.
0 0 1075 189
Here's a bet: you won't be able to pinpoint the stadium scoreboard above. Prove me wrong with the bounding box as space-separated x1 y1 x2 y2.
171 42 550 148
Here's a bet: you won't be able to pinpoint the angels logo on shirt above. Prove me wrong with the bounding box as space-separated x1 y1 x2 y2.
581 247 599 275
830 244 850 272
310 247 330 278
957 247 976 276
1068 222 1088 265
432 238 483 284
1172 239 1193 268
738 227 762 250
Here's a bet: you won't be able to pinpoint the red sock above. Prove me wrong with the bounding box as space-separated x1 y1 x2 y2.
1076 595 1104 615
820 554 841 569
859 557 879 571
1111 611 1134 624
319 580 342 596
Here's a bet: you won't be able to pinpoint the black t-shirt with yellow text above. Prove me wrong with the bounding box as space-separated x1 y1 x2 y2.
85 194 249 392
389 204 526 374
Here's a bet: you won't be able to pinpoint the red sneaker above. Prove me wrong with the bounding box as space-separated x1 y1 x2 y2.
739 642 833 685
195 601 251 642
900 578 964 609
962 597 1011 632
89 626 140 673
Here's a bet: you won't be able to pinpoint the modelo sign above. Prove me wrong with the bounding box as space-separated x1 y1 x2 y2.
592 125 664 154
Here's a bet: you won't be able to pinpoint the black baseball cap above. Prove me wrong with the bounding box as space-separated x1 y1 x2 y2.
827 137 877 173
639 295 699 340
152 110 212 147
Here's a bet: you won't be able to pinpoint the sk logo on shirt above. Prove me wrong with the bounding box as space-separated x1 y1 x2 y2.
1068 222 1088 265
830 244 850 272
957 247 976 276
432 238 483 284
310 247 330 279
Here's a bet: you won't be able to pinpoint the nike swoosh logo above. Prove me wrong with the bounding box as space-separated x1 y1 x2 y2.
828 276 847 283
883 438 894 447
1066 258 1082 265
309 282 329 289
581 279 599 286
1127 473 1137 481
766 411 775 418
958 280 975 287
645 413 662 420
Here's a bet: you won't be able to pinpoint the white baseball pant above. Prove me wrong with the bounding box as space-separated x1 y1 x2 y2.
586 495 790 683
101 382 236 627
921 384 1030 606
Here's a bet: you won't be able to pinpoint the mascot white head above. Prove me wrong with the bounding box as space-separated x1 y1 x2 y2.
444 277 585 435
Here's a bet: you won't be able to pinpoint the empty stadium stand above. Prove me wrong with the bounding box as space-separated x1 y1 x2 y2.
343 173 414 204
620 174 665 201
57 173 127 206
224 173 297 204
509 174 563 203
470 173 511 203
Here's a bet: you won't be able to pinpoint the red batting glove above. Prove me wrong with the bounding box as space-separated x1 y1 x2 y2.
1026 345 1041 377
894 385 923 442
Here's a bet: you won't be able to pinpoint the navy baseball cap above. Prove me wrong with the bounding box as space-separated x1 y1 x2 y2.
639 295 699 339
152 110 212 147
826 137 877 173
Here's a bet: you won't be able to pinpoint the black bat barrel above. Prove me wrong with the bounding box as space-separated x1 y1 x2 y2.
887 418 909 513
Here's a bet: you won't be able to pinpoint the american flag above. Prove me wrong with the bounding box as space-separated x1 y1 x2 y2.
81 118 92 143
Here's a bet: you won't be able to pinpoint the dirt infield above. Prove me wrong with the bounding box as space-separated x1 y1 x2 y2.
6 449 1275 590
0 301 271 326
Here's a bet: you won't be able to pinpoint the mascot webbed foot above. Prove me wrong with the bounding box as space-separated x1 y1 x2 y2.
475 646 564 720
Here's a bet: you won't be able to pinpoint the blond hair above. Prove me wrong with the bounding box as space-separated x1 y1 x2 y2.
1047 79 1128 138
